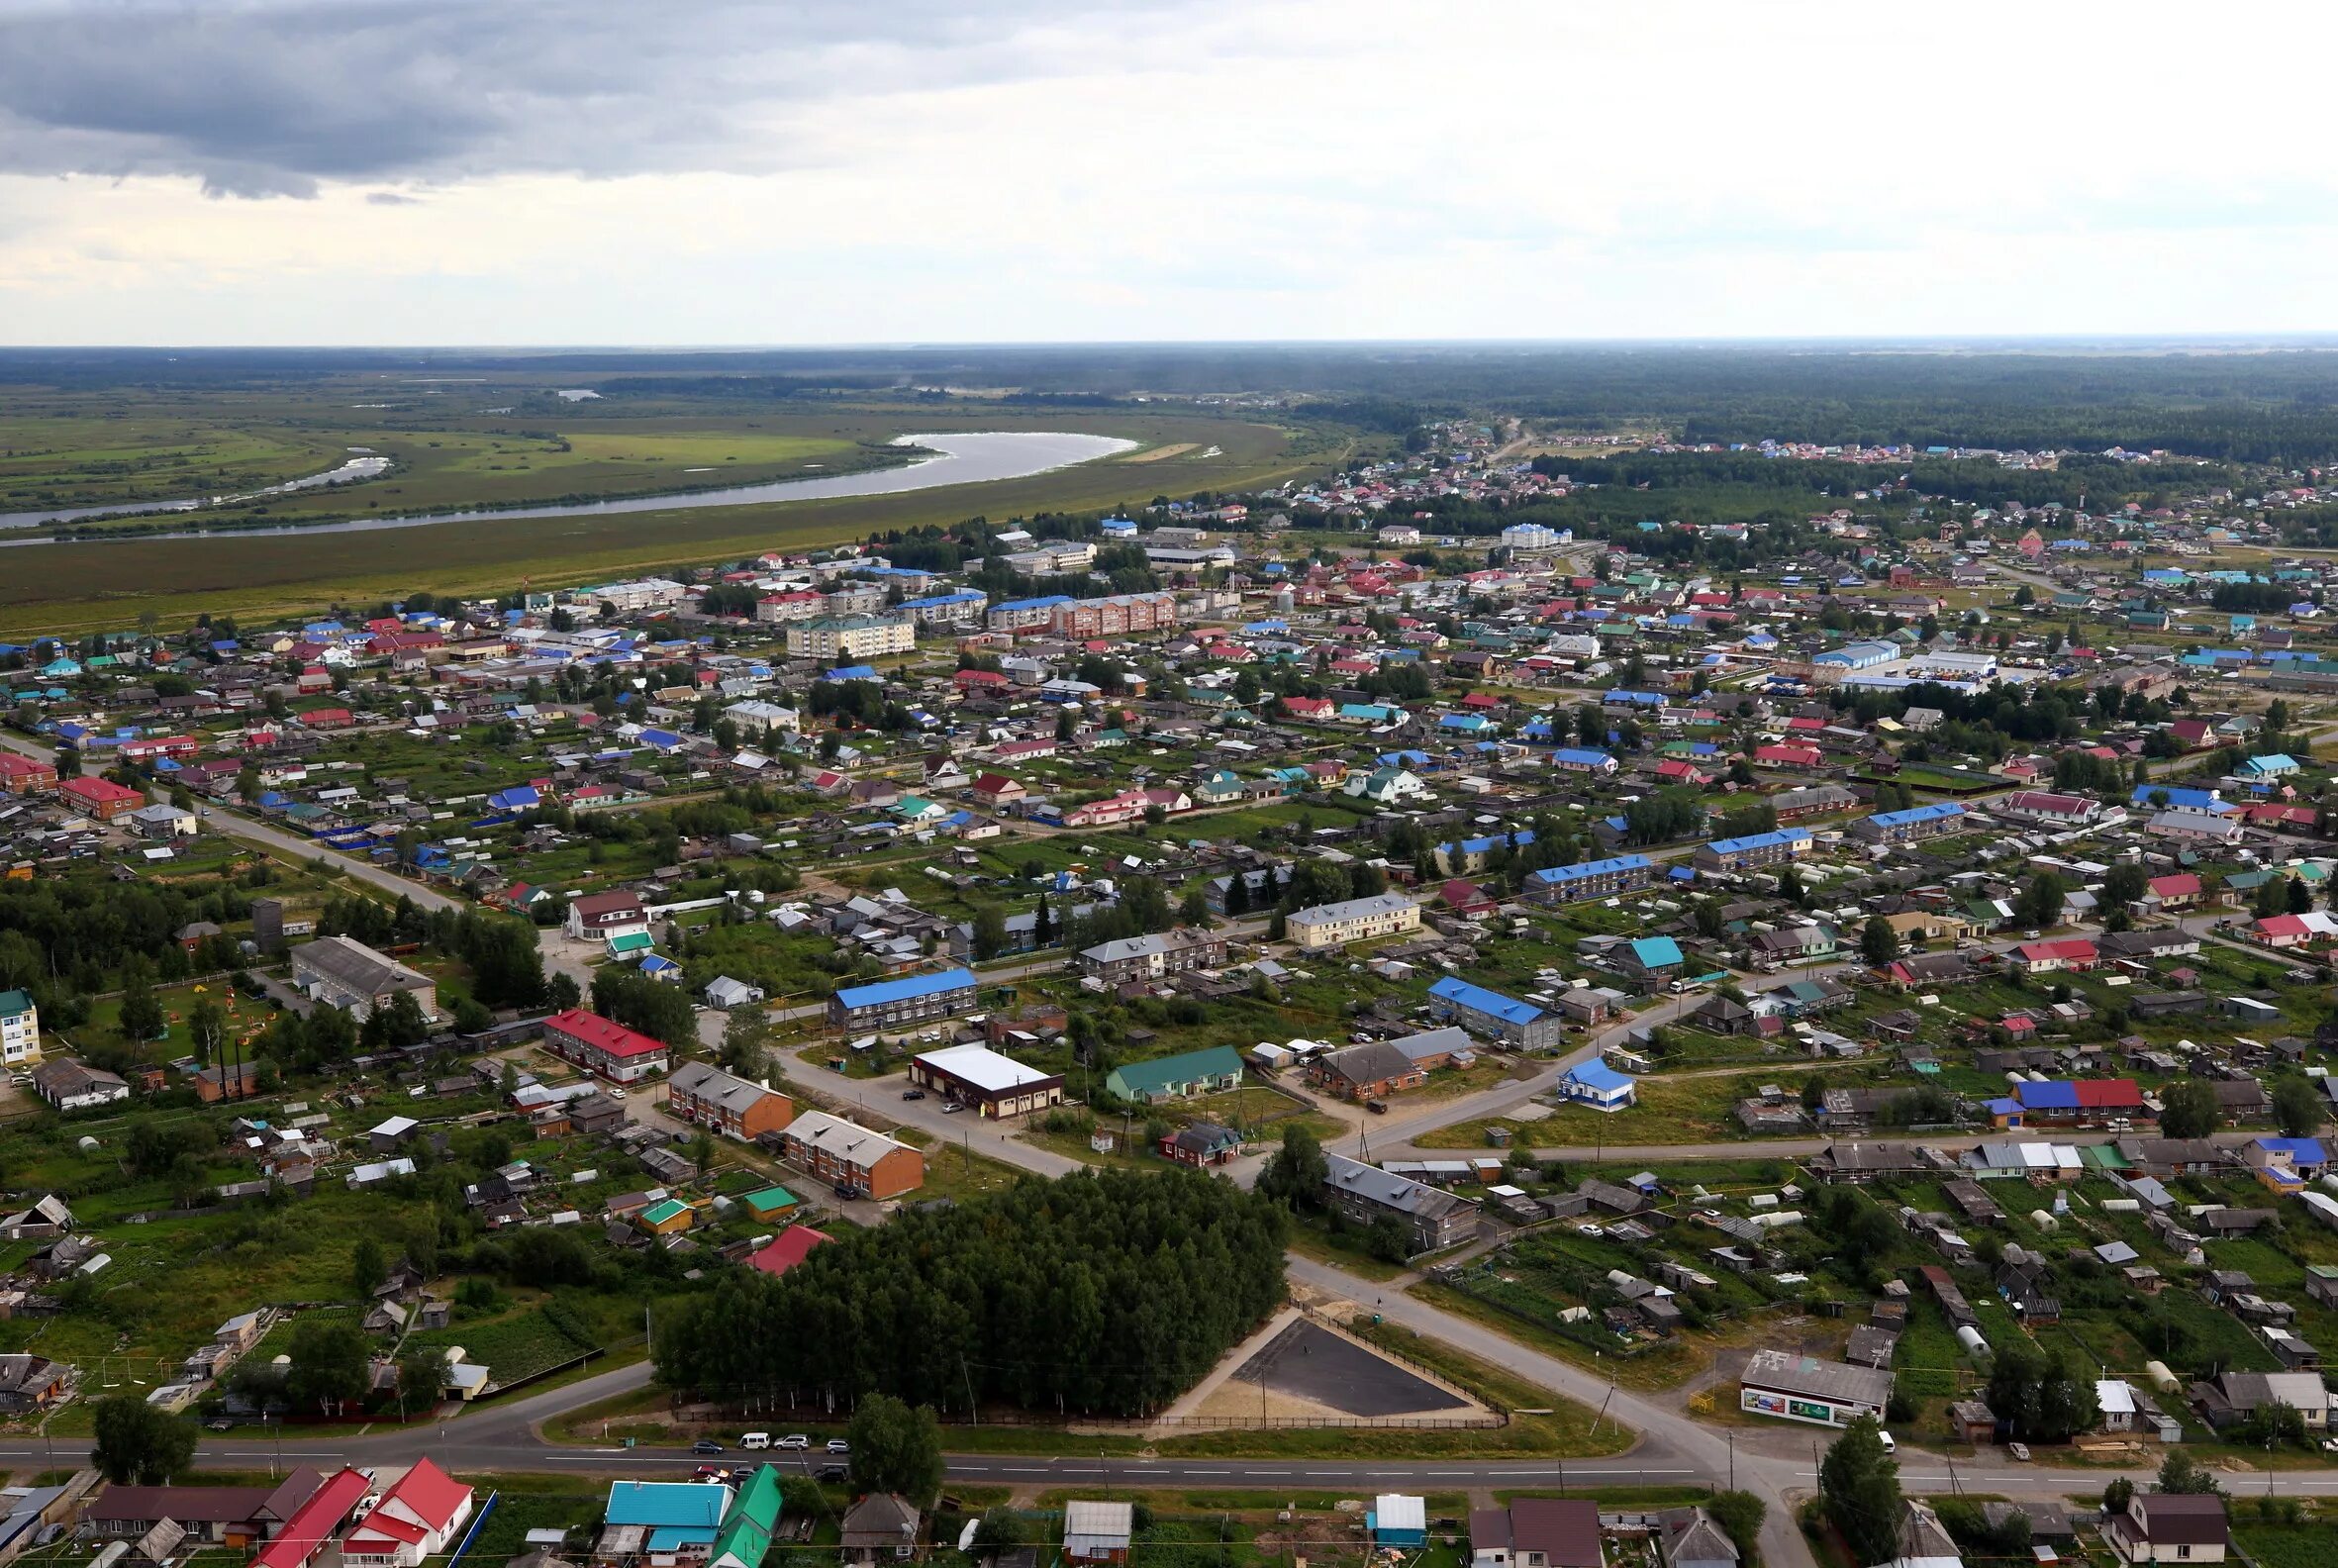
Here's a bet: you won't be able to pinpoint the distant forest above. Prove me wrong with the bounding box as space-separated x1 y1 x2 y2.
17 342 2338 463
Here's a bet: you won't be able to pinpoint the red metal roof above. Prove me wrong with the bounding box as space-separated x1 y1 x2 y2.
253 1468 371 1568
543 1009 668 1059
748 1226 835 1276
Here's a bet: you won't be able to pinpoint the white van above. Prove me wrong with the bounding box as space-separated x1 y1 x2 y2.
740 1432 772 1450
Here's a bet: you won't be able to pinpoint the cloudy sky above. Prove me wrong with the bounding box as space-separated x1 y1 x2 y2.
1 0 2332 346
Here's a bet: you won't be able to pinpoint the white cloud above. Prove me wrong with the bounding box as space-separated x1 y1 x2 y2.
3 0 2338 343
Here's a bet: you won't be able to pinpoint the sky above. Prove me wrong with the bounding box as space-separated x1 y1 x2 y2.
2 0 2336 346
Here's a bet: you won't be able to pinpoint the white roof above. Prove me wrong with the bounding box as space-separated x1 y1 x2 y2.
370 1116 420 1137
916 1042 1053 1093
1374 1496 1426 1532
2095 1379 2137 1415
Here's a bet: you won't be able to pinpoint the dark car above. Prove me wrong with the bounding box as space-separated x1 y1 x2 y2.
833 1182 866 1202
901 1089 926 1101
1365 1100 1389 1115
817 1464 849 1483
691 1440 724 1455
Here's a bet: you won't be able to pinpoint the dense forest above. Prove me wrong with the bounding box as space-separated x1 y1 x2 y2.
651 1170 1287 1417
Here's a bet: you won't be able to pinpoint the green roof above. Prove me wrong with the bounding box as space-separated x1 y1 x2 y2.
640 1199 690 1226
0 990 29 1020
741 1186 799 1216
1106 1044 1245 1099
710 1464 784 1568
607 931 656 955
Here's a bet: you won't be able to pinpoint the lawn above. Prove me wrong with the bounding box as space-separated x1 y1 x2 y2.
1415 1073 1766 1150
406 1299 600 1390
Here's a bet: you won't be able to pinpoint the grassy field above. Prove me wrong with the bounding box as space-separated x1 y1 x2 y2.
0 397 1318 635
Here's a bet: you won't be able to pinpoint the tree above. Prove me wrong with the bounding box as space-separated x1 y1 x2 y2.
1178 887 1211 928
1819 1417 1902 1566
1257 1124 1327 1212
284 1320 371 1415
1986 1339 2099 1443
396 1346 449 1416
1860 916 1900 967
2103 1478 2135 1515
970 905 1010 963
349 1236 387 1300
1706 1492 1766 1566
2016 870 2066 931
2274 1076 2323 1137
2101 862 2148 910
118 975 165 1043
185 995 229 1066
2154 1448 2222 1496
89 1395 198 1484
846 1394 944 1503
2159 1080 2219 1141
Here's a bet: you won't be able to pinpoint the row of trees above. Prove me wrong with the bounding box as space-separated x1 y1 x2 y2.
653 1171 1287 1417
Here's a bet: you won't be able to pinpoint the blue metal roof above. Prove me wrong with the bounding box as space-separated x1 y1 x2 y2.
1564 1060 1634 1093
2131 785 2228 812
1529 853 1652 886
1706 828 1811 854
834 967 977 1010
1427 975 1543 1025
1868 802 1966 829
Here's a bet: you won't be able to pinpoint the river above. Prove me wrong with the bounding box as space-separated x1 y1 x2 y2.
0 432 1139 544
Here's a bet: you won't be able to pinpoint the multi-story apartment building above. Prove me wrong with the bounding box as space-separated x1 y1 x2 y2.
826 967 979 1030
540 1009 670 1084
896 589 989 628
1524 854 1654 905
0 990 39 1068
1426 975 1563 1050
786 615 917 661
768 1111 925 1199
986 596 1073 634
1075 928 1229 986
1323 1154 1477 1254
665 1061 796 1140
822 582 889 617
1052 592 1179 637
1693 827 1813 873
1287 892 1420 951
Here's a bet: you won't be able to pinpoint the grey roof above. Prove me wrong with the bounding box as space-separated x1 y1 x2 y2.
1741 1348 1892 1409
1319 1040 1421 1087
1657 1508 1739 1568
1325 1154 1471 1222
1387 1027 1472 1064
667 1060 780 1116
293 934 433 997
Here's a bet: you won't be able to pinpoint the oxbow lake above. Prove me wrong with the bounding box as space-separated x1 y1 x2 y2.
0 432 1140 543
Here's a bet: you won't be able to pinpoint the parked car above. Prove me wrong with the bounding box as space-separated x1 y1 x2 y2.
778 1434 810 1450
692 1440 724 1455
901 1089 926 1101
740 1432 771 1450
2007 1441 2031 1461
826 1438 851 1454
941 1101 963 1114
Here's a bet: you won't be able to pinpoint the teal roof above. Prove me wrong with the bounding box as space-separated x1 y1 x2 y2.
607 1481 730 1529
1628 936 1685 969
0 990 29 1020
1107 1044 1244 1097
742 1186 799 1215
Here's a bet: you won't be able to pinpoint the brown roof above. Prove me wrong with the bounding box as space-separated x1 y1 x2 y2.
2133 1496 2227 1545
89 1485 274 1524
1470 1501 1603 1568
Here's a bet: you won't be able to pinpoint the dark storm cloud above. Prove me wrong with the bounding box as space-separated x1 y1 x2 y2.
0 0 1168 197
